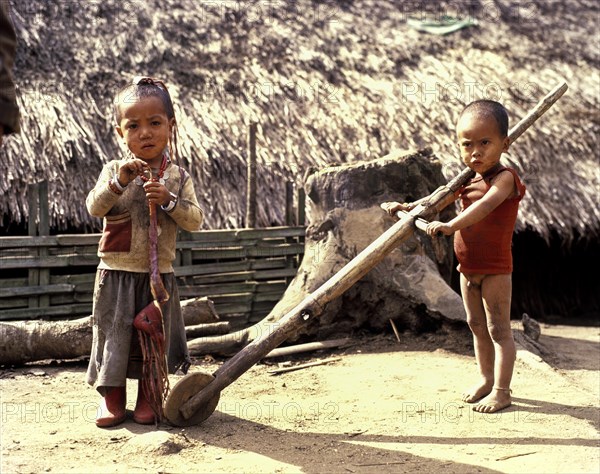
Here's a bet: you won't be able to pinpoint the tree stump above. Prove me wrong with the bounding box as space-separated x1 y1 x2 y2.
185 149 467 356
267 148 466 340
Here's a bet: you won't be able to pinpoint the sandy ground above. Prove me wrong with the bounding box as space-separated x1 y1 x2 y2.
1 322 599 474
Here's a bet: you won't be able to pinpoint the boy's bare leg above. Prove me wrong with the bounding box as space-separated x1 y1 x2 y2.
460 273 495 403
473 273 515 413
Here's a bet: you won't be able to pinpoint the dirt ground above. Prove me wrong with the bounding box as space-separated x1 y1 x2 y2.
1 321 598 474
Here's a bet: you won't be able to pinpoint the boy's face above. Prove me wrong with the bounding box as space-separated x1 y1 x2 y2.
456 112 509 175
115 95 174 165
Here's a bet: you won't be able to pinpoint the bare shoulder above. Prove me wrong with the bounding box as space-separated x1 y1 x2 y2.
491 169 517 197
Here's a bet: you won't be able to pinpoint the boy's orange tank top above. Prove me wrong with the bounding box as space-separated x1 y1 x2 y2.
454 166 526 275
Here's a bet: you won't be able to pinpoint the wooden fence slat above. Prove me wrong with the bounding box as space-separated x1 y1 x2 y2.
49 294 93 305
0 298 28 309
189 243 305 260
177 281 287 298
181 271 255 285
0 303 92 320
51 274 96 284
0 284 75 298
0 235 58 248
0 254 100 269
175 257 289 278
179 226 305 243
0 278 28 288
178 267 298 286
56 234 101 246
250 267 298 280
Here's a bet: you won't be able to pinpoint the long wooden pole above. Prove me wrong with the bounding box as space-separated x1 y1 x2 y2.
246 121 258 228
178 81 568 423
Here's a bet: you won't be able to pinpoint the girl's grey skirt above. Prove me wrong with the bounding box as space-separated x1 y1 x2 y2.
86 269 191 395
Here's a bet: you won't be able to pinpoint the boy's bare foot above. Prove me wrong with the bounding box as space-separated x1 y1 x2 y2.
472 387 512 413
462 382 493 403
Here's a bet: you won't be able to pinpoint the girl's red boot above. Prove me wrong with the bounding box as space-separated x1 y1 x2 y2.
133 381 157 425
96 386 126 428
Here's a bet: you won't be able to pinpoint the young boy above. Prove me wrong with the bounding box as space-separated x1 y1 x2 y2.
382 100 525 413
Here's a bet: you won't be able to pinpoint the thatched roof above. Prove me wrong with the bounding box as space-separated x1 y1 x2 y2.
2 0 598 243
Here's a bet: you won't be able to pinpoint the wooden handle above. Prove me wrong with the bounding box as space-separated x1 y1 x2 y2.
507 81 568 143
396 211 430 232
148 203 169 303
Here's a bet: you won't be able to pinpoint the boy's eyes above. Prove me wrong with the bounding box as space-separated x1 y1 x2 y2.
460 140 491 147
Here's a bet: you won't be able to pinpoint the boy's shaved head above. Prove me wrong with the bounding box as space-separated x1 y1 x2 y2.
459 100 509 137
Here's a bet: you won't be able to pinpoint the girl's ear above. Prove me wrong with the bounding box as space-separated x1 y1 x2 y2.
115 125 124 138
169 117 176 130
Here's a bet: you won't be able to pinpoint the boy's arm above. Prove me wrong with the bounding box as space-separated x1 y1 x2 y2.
429 171 515 235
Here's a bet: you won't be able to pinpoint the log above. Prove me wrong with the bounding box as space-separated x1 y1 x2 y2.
185 322 231 339
267 357 341 375
0 298 220 365
187 332 249 357
263 338 352 359
0 316 92 366
181 297 219 326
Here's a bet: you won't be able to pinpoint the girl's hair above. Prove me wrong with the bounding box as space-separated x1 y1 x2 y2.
460 100 509 137
113 76 181 163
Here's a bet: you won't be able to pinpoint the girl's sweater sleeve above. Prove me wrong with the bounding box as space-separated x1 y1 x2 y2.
167 171 204 231
86 162 121 218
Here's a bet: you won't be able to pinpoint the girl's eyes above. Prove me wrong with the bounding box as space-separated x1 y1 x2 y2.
125 121 162 129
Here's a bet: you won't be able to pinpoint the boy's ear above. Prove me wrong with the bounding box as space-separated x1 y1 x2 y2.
115 125 124 138
503 136 510 152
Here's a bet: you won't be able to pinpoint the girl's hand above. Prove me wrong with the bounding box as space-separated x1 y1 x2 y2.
118 159 150 186
380 201 413 218
143 181 171 206
426 221 455 237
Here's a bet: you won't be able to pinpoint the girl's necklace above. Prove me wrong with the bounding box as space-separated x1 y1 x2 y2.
135 154 170 185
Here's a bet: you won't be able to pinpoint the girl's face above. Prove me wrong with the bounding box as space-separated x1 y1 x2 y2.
456 112 509 175
115 95 174 166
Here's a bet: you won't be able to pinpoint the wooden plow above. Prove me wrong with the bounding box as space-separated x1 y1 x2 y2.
164 82 568 427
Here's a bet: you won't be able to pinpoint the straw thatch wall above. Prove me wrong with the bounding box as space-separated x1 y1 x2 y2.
2 0 598 242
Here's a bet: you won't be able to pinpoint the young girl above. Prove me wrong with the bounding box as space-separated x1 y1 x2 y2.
86 77 203 427
382 100 525 414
